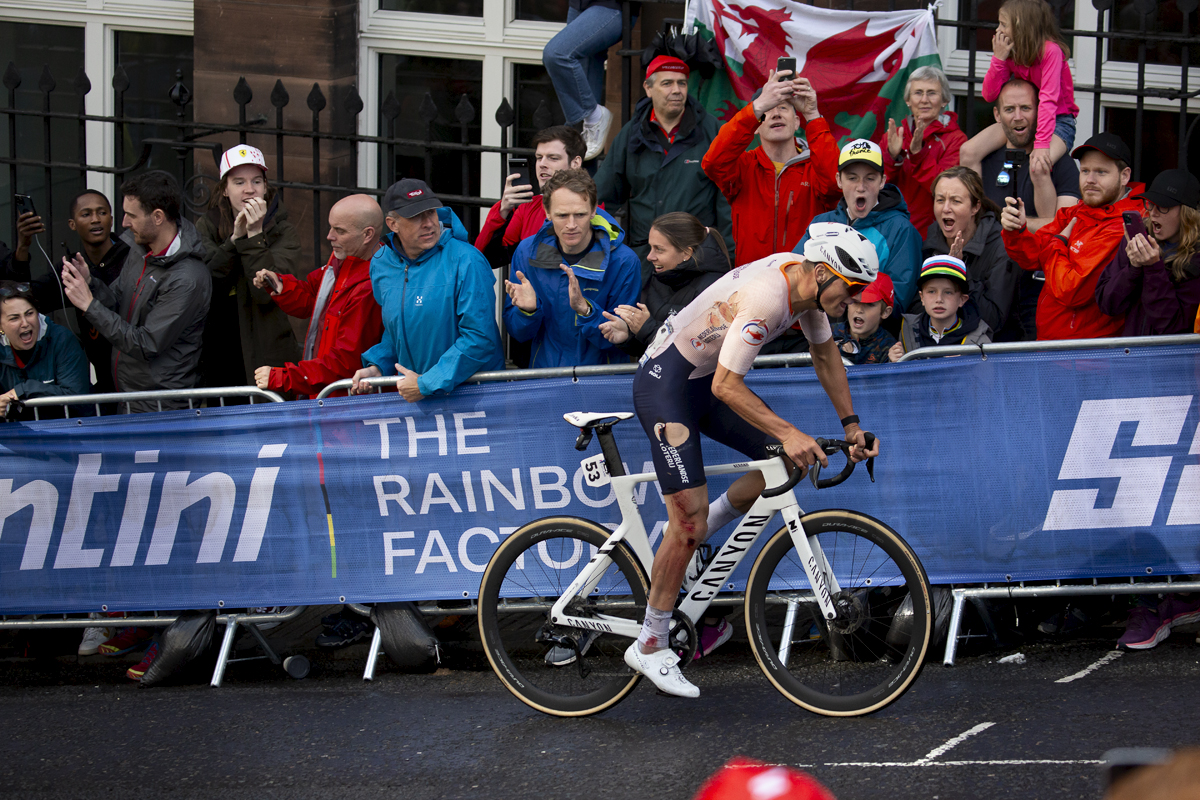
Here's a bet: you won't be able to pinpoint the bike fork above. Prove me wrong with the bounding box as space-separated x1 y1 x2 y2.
778 504 842 622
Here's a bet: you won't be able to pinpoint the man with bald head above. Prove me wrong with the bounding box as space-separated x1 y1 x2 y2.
252 193 385 397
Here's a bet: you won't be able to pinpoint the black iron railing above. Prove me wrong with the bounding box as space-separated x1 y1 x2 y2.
3 1 1199 266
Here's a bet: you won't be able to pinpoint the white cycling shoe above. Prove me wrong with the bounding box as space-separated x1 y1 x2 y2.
624 642 700 698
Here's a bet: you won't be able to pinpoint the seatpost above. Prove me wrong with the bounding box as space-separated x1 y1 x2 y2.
594 425 627 477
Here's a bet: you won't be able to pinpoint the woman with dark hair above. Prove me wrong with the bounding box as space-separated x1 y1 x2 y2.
196 145 303 388
1096 169 1200 337
922 165 1022 339
0 281 88 419
599 212 731 357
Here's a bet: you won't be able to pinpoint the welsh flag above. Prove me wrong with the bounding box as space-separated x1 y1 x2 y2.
685 0 942 146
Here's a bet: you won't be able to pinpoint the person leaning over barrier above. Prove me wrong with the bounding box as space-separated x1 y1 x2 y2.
701 67 838 266
350 179 503 401
1000 131 1144 341
252 194 385 398
0 280 88 420
1 190 130 396
1095 168 1200 337
503 168 641 368
61 171 212 412
197 145 304 390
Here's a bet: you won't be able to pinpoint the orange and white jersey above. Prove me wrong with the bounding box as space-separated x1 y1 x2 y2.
643 252 832 378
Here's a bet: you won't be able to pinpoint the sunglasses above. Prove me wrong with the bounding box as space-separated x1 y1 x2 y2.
0 283 32 299
822 267 869 294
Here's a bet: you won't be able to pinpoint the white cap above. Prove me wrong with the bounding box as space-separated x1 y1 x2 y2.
219 145 268 179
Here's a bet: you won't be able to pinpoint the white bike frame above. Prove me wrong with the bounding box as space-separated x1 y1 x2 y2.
546 456 843 641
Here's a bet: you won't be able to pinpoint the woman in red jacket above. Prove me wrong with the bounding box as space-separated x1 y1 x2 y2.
881 65 967 240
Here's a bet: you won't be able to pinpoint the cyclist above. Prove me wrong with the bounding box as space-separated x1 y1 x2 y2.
624 221 883 698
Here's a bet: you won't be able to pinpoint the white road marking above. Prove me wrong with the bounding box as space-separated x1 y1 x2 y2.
821 759 1104 768
1055 651 1123 683
915 722 995 764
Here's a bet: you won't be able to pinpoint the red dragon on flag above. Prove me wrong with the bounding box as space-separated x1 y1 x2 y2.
688 0 941 146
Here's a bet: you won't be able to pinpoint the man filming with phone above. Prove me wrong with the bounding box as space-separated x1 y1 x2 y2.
474 126 586 267
702 61 840 266
979 78 1081 340
1000 131 1144 341
3 190 131 396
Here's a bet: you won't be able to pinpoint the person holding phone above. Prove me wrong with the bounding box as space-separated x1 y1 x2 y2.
2 190 131 396
1095 169 1200 336
196 145 304 391
250 194 385 398
474 126 586 267
1000 132 1144 341
701 62 839 266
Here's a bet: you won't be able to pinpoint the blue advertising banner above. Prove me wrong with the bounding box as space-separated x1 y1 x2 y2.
0 345 1197 614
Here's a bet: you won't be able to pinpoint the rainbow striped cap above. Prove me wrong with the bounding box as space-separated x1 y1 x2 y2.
918 254 969 291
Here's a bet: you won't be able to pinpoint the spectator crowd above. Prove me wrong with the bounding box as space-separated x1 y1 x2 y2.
2 0 1198 675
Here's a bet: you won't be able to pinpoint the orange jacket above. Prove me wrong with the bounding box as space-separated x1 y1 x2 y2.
701 103 840 265
1002 183 1144 340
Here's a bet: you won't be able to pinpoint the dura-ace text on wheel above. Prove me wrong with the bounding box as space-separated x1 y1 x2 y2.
477 517 650 717
745 509 933 716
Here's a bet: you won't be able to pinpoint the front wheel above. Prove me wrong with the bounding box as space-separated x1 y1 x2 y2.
745 509 932 716
477 517 649 717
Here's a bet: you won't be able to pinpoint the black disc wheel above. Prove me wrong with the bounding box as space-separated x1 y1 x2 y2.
477 517 649 717
745 509 933 716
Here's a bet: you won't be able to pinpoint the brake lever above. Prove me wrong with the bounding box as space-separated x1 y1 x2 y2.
864 432 877 483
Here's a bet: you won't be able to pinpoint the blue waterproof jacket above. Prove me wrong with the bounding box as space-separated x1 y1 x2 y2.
0 315 89 401
503 208 641 368
363 208 504 396
795 184 923 311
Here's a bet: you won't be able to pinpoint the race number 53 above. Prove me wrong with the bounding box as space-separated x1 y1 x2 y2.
580 454 610 488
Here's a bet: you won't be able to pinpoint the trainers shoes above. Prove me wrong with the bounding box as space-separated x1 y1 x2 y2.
545 630 600 666
78 626 113 656
693 619 733 661
582 105 613 161
99 627 152 656
1117 606 1170 651
1037 606 1088 636
624 642 699 698
126 642 160 681
315 618 370 648
1157 594 1200 627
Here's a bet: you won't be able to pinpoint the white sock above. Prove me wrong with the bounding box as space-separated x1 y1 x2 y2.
637 605 673 649
706 492 740 537
584 104 605 126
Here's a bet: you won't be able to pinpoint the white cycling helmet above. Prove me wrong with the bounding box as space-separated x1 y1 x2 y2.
802 222 880 285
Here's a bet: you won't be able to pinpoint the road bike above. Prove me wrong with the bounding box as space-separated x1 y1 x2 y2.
477 411 933 718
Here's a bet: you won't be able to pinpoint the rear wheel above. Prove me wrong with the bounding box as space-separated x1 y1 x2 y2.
745 509 932 716
477 517 649 717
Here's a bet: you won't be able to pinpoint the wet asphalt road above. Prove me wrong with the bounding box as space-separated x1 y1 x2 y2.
3 626 1199 800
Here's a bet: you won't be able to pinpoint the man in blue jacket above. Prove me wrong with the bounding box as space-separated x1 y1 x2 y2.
795 139 922 312
350 179 503 400
503 169 641 367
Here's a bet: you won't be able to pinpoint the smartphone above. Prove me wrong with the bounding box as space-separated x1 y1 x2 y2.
507 156 532 191
776 57 797 80
14 194 37 219
1122 209 1148 240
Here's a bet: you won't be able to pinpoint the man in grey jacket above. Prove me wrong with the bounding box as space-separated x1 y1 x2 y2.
62 171 212 412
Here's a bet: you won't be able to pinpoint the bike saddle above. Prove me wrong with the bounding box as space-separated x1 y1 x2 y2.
563 411 634 430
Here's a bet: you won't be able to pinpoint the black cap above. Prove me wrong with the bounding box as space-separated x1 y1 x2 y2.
382 178 442 218
1070 131 1133 167
1136 168 1200 210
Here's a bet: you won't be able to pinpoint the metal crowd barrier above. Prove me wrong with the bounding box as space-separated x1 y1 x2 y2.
896 333 1200 362
5 385 303 686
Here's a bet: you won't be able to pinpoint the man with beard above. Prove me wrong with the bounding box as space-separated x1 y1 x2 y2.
61 171 211 411
1000 132 1144 340
980 78 1080 339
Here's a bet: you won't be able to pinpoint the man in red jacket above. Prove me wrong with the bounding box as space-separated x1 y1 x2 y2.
701 69 839 265
474 125 586 267
251 194 385 396
1000 132 1143 340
